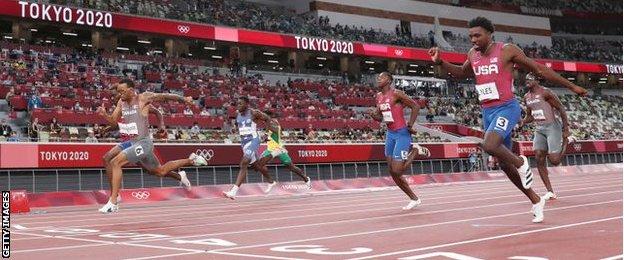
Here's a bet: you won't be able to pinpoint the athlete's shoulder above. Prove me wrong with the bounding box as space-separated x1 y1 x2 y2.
501 42 522 53
393 89 407 96
542 87 556 97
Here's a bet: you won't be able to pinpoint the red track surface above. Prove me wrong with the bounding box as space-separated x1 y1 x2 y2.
10 169 623 260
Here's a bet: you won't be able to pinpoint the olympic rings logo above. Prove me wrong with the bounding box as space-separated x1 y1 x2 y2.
195 149 215 161
131 191 151 200
177 25 190 34
573 143 582 151
394 49 404 56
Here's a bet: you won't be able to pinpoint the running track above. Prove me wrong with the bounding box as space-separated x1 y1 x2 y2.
10 169 623 260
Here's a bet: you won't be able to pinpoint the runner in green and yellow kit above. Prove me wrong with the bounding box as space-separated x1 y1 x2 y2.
253 111 311 192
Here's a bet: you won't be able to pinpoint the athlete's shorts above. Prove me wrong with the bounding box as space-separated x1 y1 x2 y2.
241 137 260 164
262 147 293 165
118 140 133 150
385 127 412 161
533 121 563 154
482 99 522 149
121 138 160 171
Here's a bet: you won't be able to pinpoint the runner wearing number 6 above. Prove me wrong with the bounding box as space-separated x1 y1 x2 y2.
369 72 430 211
428 17 587 223
97 79 208 213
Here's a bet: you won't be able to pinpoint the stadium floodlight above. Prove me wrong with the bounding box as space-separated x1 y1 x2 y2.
153 50 162 54
30 29 37 32
116 47 129 51
567 78 575 81
369 67 375 70
316 57 327 60
211 55 222 59
3 36 12 39
263 52 275 56
600 78 608 81
365 61 375 64
203 46 216 50
268 60 279 63
319 64 323 67
137 40 151 44
598 81 607 84
409 64 419 67
62 32 78 36
408 70 417 73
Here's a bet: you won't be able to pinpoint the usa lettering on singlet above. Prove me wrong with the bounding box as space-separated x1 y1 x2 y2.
470 43 515 108
375 89 407 131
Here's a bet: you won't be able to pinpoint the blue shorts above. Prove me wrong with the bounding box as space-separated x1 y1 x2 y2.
118 140 133 150
241 137 260 163
482 99 522 149
385 127 412 161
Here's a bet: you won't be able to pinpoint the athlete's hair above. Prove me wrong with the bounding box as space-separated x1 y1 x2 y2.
468 17 495 33
119 78 135 89
526 72 540 81
238 96 250 104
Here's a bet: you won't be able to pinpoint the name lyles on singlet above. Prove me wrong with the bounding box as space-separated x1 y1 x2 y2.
118 122 139 135
475 82 500 102
379 103 394 123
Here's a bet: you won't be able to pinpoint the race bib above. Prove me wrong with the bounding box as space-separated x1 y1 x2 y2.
118 122 138 135
531 109 546 120
475 82 500 101
381 111 394 123
239 127 258 138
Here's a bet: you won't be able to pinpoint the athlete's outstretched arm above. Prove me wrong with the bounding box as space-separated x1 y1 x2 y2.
252 109 279 133
504 44 587 96
148 104 165 130
544 89 570 138
428 47 474 79
141 92 194 105
396 90 420 131
97 99 122 126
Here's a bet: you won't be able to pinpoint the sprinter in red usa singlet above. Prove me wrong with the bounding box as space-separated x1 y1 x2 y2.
428 17 586 223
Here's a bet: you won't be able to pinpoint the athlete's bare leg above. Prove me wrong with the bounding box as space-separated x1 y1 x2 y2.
387 157 418 200
285 163 307 181
481 132 540 203
535 150 554 193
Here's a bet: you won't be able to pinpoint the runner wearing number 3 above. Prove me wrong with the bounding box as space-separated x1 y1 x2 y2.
429 17 587 223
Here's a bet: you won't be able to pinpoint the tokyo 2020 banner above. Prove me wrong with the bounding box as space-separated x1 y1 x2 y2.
0 140 621 169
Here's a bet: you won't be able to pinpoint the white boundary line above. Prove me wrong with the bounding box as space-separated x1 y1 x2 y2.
208 199 622 253
15 174 618 227
349 216 623 260
19 180 621 238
